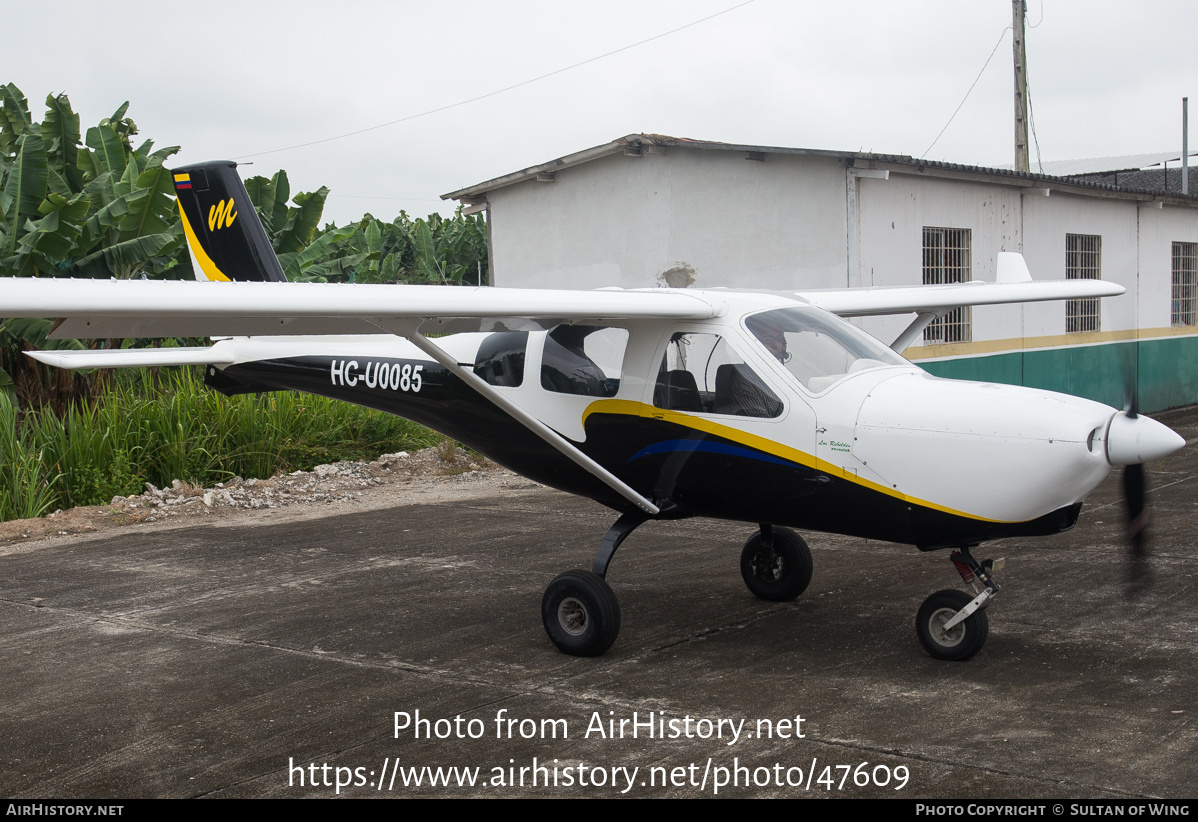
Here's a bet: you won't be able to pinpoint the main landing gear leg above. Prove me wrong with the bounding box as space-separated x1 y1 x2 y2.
916 547 1004 661
541 512 649 657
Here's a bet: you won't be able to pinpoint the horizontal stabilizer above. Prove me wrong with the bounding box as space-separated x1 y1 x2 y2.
25 347 234 369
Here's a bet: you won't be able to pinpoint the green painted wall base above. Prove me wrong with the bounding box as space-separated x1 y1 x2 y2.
918 336 1198 413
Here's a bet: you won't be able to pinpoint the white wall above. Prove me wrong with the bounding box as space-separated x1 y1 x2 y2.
856 173 1023 347
1020 192 1140 337
1137 204 1198 330
489 149 849 291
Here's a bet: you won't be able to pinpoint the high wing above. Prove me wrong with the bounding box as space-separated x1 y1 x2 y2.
0 278 720 341
0 255 1121 344
794 252 1123 317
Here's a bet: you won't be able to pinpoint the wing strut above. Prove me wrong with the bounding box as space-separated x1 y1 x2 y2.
890 311 945 353
405 329 661 516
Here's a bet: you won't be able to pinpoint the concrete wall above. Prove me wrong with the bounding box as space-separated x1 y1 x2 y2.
489 149 849 291
855 173 1024 347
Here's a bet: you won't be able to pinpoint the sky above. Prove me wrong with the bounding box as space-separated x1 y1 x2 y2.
5 0 1196 226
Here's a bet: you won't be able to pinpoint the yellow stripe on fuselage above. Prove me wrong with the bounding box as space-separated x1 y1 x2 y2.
581 399 1008 523
178 202 232 282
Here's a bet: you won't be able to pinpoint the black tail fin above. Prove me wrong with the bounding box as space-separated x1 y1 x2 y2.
172 161 288 282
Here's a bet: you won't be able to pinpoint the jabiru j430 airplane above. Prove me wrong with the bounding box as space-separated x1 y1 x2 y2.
1 161 1185 661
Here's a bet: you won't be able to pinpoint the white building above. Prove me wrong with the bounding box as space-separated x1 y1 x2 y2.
444 134 1198 411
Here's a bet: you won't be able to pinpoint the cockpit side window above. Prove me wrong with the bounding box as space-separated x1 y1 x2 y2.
541 325 629 397
654 332 782 418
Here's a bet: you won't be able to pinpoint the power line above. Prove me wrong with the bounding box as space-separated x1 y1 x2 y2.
235 0 757 160
922 26 1011 159
1027 0 1045 29
1025 49 1044 173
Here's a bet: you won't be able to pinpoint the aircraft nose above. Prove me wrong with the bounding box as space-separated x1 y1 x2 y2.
1105 412 1186 466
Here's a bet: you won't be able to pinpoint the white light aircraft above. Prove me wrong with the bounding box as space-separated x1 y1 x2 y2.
2 161 1185 661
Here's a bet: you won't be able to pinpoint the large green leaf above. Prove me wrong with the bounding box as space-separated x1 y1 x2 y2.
244 170 293 239
84 124 128 180
275 186 328 253
270 170 291 233
41 93 82 191
244 174 278 232
412 218 444 282
283 224 355 279
380 251 401 283
82 185 132 241
12 191 92 274
1 134 48 257
0 83 34 157
73 230 181 279
365 218 382 255
117 161 178 238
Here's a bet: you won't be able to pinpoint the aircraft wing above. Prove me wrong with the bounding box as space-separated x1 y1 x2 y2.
0 278 722 340
0 253 1123 340
798 277 1124 317
794 252 1125 317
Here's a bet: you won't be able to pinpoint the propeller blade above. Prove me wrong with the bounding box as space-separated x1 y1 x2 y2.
1123 342 1139 419
1121 462 1147 557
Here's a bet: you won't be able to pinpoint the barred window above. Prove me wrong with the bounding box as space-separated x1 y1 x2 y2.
1066 234 1101 333
1172 242 1198 326
922 227 971 343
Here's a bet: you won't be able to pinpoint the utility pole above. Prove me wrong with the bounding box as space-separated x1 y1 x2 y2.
1012 0 1030 172
1184 97 1190 196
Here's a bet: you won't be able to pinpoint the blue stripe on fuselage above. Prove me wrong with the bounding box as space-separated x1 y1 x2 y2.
626 439 806 469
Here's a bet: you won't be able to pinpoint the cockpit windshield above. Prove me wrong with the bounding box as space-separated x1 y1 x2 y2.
745 306 907 393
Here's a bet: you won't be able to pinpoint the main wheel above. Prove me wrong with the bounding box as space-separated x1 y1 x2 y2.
915 589 989 661
541 570 621 657
740 527 813 601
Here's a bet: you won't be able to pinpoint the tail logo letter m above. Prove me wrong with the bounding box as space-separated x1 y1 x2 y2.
208 198 238 231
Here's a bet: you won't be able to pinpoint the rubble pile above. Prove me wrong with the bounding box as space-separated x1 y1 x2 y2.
110 447 489 523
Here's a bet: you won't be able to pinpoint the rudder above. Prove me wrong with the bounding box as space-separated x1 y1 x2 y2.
172 161 288 282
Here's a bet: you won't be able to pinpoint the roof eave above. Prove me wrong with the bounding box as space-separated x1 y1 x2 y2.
441 133 1198 207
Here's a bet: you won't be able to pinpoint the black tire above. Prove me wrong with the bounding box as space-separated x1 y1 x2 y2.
541 570 621 657
740 527 813 601
915 589 989 661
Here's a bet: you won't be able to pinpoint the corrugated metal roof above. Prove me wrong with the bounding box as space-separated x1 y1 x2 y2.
1005 152 1195 176
442 134 1198 206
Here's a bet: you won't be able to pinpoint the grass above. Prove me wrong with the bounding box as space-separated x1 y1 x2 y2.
0 368 441 521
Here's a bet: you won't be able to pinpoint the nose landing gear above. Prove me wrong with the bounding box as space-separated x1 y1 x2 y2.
916 547 1003 661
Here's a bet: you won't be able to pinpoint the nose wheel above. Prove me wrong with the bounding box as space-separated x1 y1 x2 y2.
916 589 989 661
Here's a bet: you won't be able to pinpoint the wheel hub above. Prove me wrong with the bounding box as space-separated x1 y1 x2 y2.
557 597 589 636
752 550 782 581
928 607 966 647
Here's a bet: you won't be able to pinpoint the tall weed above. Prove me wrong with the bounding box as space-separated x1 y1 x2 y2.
0 368 440 519
0 396 59 520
